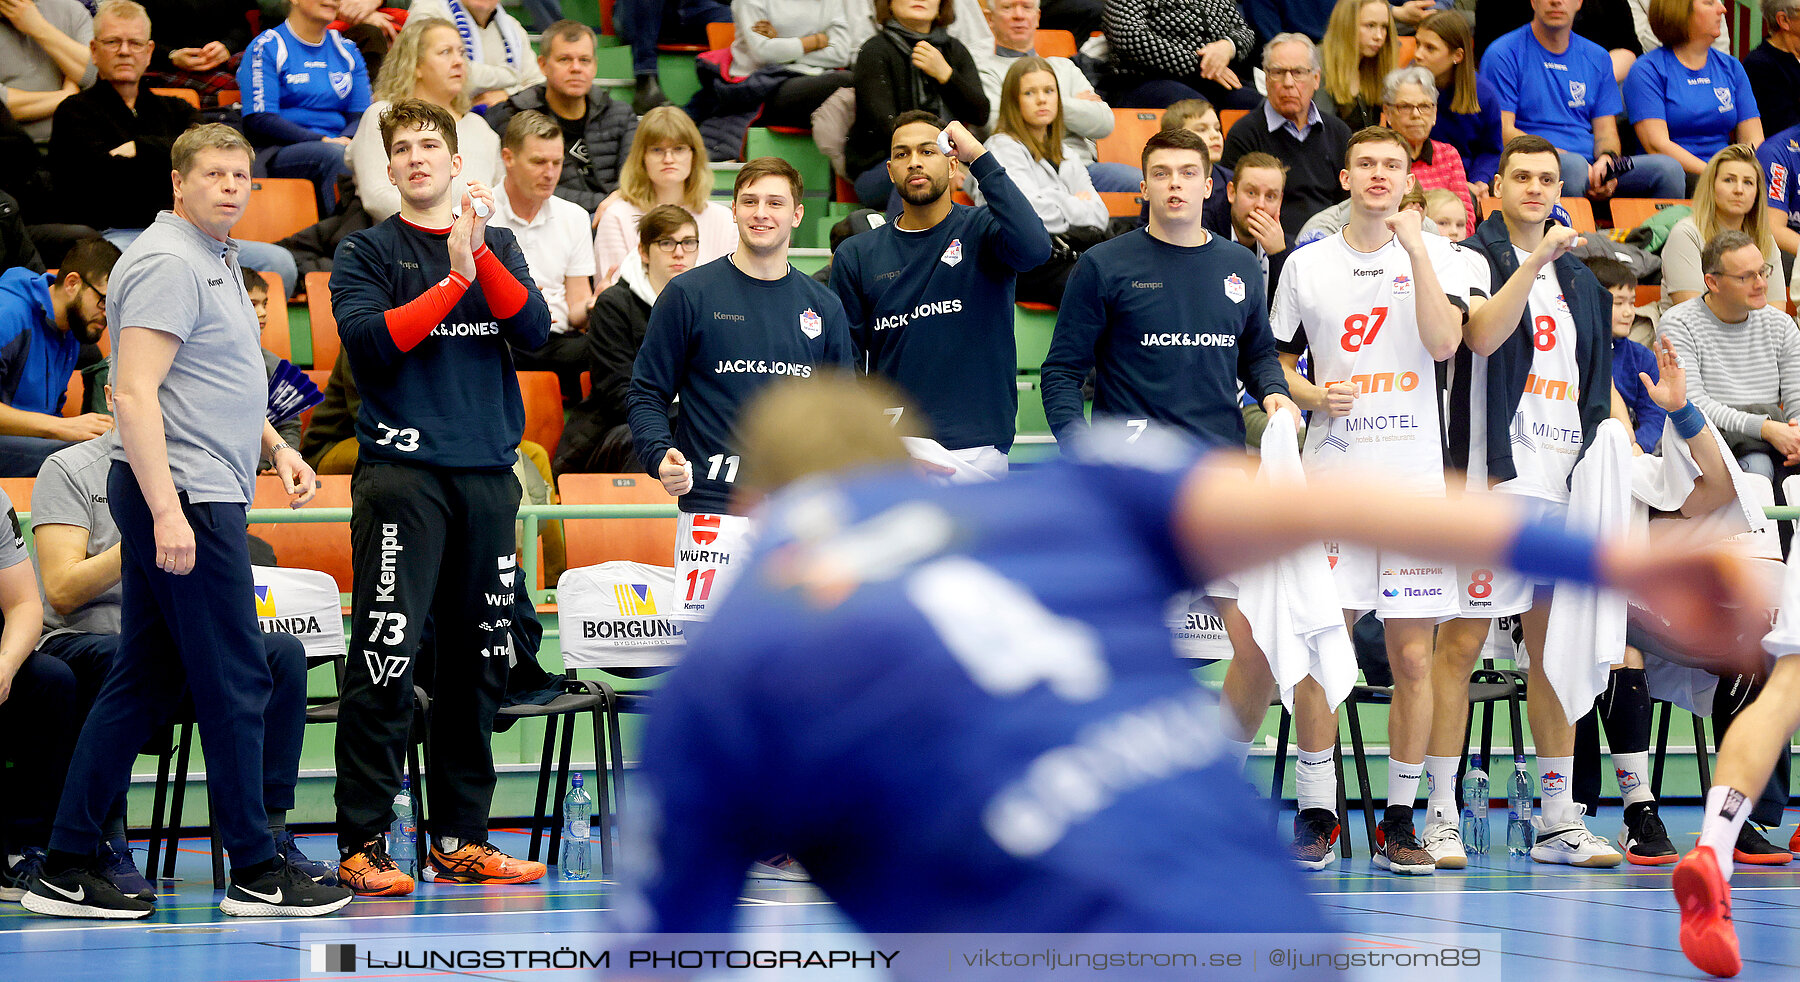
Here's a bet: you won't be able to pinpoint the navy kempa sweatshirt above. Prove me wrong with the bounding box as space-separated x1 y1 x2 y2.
1040 228 1288 446
830 153 1053 452
331 217 551 470
629 257 855 516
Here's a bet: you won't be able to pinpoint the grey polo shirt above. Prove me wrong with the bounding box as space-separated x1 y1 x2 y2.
106 211 265 504
34 434 122 640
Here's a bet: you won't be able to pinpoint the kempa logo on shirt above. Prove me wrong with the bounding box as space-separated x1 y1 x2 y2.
714 312 746 321
1130 280 1163 290
1351 268 1382 277
207 276 226 287
1141 332 1237 347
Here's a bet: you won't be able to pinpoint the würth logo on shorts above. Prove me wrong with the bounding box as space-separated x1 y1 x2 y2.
800 308 822 339
691 514 721 546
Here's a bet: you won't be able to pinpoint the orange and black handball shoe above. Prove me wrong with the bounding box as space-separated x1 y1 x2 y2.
425 839 547 885
338 837 416 897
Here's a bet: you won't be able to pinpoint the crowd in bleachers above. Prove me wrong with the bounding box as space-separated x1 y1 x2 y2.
5 0 1800 947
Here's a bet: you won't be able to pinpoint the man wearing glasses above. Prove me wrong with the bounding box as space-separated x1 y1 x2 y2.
49 0 298 296
491 110 596 401
1659 229 1800 485
0 236 119 476
1379 66 1477 235
1220 33 1351 243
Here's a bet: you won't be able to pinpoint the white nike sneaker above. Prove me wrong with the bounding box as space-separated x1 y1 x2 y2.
1423 819 1469 870
21 866 153 919
1530 805 1624 868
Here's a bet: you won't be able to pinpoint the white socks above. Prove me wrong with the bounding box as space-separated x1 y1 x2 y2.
1700 786 1751 883
1538 755 1578 826
1613 751 1653 807
1296 747 1336 813
1423 754 1461 820
1388 757 1423 812
1225 737 1253 773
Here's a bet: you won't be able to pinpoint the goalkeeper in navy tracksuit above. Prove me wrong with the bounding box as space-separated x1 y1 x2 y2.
829 112 1052 478
327 100 552 896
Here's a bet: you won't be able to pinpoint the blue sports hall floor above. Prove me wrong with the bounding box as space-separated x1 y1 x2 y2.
4 809 1798 981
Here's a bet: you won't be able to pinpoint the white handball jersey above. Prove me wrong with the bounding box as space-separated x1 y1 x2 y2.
1458 249 1583 502
1272 231 1476 492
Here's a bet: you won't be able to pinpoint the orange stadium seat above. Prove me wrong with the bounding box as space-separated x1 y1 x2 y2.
706 22 734 50
0 478 34 513
558 473 678 568
518 371 565 454
1609 197 1689 232
1096 108 1163 167
235 178 319 243
258 270 291 360
1100 191 1142 217
301 369 331 432
150 87 200 108
1480 195 1595 233
1034 29 1077 58
250 474 354 591
304 271 340 371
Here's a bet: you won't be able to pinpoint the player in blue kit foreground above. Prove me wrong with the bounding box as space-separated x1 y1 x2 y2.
615 373 1772 937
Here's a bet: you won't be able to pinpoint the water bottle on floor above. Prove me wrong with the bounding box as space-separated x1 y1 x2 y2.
390 776 418 879
1507 756 1534 857
561 773 593 880
1460 755 1490 855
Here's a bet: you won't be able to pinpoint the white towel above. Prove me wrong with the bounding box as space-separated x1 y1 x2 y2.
1543 419 1633 721
900 437 1000 484
1234 410 1357 711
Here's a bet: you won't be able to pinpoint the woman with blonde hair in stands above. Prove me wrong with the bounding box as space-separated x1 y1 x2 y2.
346 16 502 222
592 105 735 286
1660 143 1788 313
1317 0 1396 131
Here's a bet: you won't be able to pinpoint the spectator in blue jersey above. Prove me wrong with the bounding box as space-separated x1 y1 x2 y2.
1413 10 1501 195
238 0 373 216
1743 0 1800 138
975 59 1108 306
1043 126 1297 452
1481 0 1684 201
617 371 1773 936
844 0 989 207
0 237 119 478
1755 120 1800 266
831 113 1050 479
1624 0 1763 190
329 99 552 898
1219 34 1353 243
629 156 854 637
52 1 300 297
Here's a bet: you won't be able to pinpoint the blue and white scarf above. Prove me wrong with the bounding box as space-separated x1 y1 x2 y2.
445 0 528 74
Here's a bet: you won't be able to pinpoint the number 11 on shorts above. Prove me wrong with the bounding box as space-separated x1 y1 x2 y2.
685 568 717 601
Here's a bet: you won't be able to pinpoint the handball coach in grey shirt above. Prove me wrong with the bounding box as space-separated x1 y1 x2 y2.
25 124 352 920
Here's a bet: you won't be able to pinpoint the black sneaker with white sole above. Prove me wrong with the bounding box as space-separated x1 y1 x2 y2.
21 866 154 919
220 860 353 917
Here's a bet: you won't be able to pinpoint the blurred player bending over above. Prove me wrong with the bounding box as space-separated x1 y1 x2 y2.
616 371 1769 936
